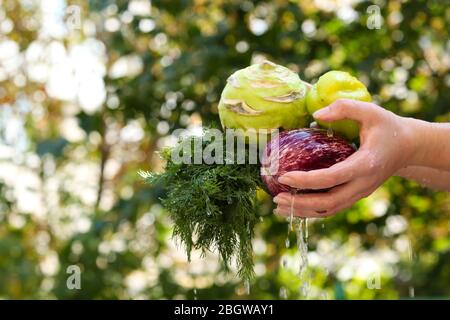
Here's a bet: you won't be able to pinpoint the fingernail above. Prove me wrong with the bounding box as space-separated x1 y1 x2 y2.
273 195 288 205
278 176 292 185
274 209 287 216
313 108 328 118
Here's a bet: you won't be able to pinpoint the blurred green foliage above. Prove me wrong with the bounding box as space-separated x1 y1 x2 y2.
0 0 448 299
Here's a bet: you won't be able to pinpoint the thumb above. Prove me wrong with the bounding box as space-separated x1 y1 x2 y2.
313 99 377 124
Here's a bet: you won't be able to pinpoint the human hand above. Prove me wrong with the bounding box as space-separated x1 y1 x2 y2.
273 98 416 218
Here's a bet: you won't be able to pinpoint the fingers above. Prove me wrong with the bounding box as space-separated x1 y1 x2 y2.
278 150 370 190
313 99 380 124
273 178 376 214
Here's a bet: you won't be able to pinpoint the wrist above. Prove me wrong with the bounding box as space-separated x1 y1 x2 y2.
401 116 435 167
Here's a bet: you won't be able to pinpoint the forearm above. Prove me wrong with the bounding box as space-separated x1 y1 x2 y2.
396 166 450 191
405 118 450 171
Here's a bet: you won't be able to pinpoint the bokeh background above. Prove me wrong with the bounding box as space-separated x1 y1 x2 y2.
0 0 449 299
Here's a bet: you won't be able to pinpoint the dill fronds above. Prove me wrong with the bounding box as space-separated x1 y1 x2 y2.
143 130 265 279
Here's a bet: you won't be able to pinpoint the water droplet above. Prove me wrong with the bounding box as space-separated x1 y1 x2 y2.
282 256 288 268
244 280 251 295
289 189 297 231
407 239 414 298
409 286 415 298
279 286 288 299
369 159 375 169
299 281 310 298
295 218 308 276
304 218 309 242
327 126 334 137
285 195 295 249
285 238 290 248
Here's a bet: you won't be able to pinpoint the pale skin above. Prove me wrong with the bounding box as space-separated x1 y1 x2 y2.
273 98 450 218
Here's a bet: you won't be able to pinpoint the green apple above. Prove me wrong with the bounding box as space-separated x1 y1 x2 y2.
306 71 371 140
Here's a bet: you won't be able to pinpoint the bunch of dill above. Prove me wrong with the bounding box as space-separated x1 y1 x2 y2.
141 131 266 279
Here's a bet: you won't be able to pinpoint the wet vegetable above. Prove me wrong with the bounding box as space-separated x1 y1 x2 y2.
218 60 309 136
261 128 356 196
306 71 371 140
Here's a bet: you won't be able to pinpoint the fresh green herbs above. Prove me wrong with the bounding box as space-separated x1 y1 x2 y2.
141 131 265 279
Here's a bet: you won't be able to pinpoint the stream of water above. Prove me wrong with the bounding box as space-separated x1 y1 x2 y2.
245 279 251 295
289 189 295 232
280 191 310 299
295 217 309 277
327 125 334 138
407 239 415 298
